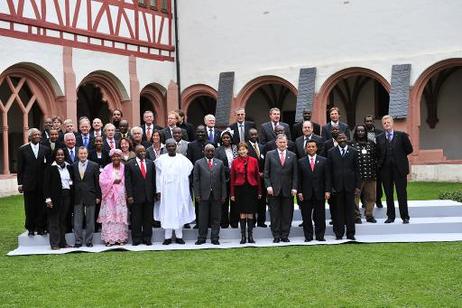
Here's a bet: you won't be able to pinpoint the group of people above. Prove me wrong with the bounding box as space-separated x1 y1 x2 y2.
17 105 413 249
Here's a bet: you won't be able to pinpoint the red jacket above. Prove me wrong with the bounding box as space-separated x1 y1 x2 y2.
230 156 261 196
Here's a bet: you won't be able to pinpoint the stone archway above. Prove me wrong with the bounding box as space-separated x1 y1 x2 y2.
315 67 391 126
235 76 298 128
181 84 218 127
77 71 129 123
140 83 167 126
0 64 60 174
410 58 462 162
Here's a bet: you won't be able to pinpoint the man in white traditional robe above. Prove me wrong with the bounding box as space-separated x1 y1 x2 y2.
155 139 195 245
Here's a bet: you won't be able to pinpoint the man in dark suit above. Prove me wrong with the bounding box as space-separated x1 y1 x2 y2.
298 140 331 241
260 107 291 145
204 114 221 146
328 133 361 240
228 107 256 145
17 128 50 236
321 106 351 141
263 125 296 157
73 147 101 247
42 117 53 140
75 118 95 151
125 144 156 245
364 115 384 208
63 132 78 165
115 119 131 140
295 120 324 158
247 128 267 227
293 109 321 140
376 115 413 224
322 125 340 157
187 125 209 165
41 129 64 155
102 123 120 152
90 118 104 138
264 134 298 243
193 144 227 245
141 110 163 144
160 111 189 143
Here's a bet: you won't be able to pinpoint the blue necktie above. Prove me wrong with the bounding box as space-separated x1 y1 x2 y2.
387 132 392 142
208 129 214 142
70 149 75 162
83 136 88 147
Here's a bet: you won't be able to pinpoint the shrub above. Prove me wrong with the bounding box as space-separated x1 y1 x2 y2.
439 191 462 203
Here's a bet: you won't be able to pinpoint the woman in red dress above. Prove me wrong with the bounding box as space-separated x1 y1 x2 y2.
230 142 262 244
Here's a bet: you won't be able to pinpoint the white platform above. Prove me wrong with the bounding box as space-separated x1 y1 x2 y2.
7 200 462 256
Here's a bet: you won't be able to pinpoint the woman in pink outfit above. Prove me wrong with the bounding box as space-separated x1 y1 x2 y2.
98 149 128 246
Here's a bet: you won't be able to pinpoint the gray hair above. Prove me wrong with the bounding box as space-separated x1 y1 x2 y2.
28 128 40 139
130 126 142 135
204 144 215 151
103 123 115 132
204 114 215 122
64 132 76 141
275 134 287 142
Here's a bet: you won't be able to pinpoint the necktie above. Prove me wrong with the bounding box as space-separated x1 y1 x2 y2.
140 160 146 178
208 159 213 170
239 124 244 143
310 157 315 171
50 143 55 151
341 148 345 157
70 149 75 162
208 128 214 142
83 136 88 147
304 137 308 149
253 143 260 159
146 127 151 141
387 132 392 142
279 151 285 166
80 163 85 179
110 140 114 149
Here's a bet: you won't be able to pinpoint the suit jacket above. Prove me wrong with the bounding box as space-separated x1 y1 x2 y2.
327 146 360 193
321 122 351 141
262 139 296 157
322 139 336 157
187 140 209 165
40 139 64 158
193 157 227 201
160 127 189 143
146 145 166 161
75 134 95 151
72 160 101 205
17 143 50 191
259 121 292 145
205 127 222 146
264 149 298 197
295 134 324 158
141 124 163 144
102 138 119 153
230 156 262 197
43 163 74 208
88 149 111 169
64 147 79 165
175 140 189 156
215 145 238 181
115 131 131 141
297 155 331 200
292 121 321 140
247 141 265 172
376 131 413 176
228 121 256 144
179 122 195 141
124 158 156 204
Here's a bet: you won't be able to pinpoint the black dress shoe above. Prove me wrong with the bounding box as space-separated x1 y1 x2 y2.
366 217 377 223
329 220 333 225
384 218 395 223
304 238 312 242
403 219 410 224
144 241 152 246
86 243 93 247
298 223 304 227
336 236 343 240
193 225 199 229
28 231 34 236
355 218 362 224
230 224 238 229
211 240 220 245
183 224 191 229
176 238 185 244
195 240 206 245
162 239 172 245
51 246 60 250
74 243 82 248
220 224 229 229
281 238 290 243
316 237 326 242
347 236 356 240
273 238 280 243
376 202 383 208
257 223 267 228
37 230 46 236
153 221 161 228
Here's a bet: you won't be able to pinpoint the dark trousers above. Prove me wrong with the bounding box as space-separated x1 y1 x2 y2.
301 198 326 239
333 191 355 238
221 181 239 227
23 189 47 232
47 189 71 248
381 165 410 220
198 197 222 241
256 179 267 225
268 195 294 239
376 174 383 205
328 194 337 233
131 201 154 243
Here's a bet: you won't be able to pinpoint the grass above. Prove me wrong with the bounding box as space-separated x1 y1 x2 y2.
0 182 462 306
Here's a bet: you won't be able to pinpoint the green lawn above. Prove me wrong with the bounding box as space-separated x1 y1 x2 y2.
1 182 462 306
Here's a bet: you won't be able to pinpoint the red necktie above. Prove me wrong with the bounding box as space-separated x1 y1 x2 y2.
110 140 114 149
310 157 315 171
140 160 146 178
279 151 285 166
208 159 213 170
146 127 151 141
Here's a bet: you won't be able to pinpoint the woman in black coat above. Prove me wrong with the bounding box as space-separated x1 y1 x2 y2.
43 148 74 250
